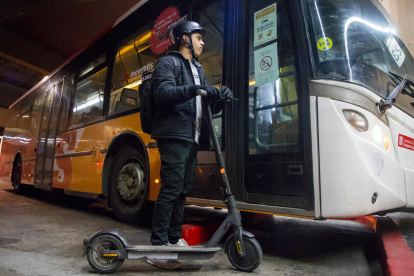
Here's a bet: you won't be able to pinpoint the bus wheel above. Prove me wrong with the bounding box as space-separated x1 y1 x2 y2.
13 157 26 194
108 145 151 224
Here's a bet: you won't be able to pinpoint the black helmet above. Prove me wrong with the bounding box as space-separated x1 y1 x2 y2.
172 21 205 46
172 21 205 58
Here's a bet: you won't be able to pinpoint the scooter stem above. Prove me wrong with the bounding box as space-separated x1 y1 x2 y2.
202 97 232 195
199 90 246 256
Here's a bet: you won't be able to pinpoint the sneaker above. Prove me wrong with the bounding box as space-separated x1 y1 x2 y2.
167 238 188 246
146 259 182 270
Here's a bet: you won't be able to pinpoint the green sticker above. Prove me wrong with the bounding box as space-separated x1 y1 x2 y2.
317 37 333 51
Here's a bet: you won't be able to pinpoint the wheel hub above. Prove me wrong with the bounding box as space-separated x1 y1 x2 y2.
117 162 145 202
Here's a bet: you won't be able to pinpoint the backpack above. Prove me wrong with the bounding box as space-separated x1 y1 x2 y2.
140 56 182 134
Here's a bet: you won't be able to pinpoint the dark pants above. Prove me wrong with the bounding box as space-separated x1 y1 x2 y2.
150 139 198 245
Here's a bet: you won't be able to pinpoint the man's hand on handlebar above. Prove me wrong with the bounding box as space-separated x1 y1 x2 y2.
195 85 221 102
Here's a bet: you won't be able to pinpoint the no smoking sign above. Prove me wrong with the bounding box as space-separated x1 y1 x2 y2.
254 43 279 87
260 56 272 71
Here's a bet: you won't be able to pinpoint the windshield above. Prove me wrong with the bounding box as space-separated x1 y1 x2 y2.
306 0 414 99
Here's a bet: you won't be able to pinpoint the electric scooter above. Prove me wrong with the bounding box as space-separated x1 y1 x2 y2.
83 90 263 273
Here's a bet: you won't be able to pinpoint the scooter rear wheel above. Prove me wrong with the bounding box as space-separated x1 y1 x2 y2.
225 234 262 272
87 235 124 274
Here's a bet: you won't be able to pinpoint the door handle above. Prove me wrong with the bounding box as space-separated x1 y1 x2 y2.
288 165 303 175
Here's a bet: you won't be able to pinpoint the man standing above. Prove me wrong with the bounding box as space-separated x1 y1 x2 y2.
147 21 232 269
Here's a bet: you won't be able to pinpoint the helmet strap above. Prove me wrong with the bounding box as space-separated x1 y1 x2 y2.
182 34 196 59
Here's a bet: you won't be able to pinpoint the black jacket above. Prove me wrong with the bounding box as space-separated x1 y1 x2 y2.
151 51 220 144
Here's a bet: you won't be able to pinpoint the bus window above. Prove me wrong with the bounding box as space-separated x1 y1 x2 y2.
109 30 157 116
79 54 106 77
68 67 107 129
17 95 33 131
29 89 46 139
248 0 299 155
57 75 74 134
4 106 19 140
194 0 225 148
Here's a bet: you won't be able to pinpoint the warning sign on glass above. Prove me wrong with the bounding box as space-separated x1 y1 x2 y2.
254 3 277 47
254 43 279 87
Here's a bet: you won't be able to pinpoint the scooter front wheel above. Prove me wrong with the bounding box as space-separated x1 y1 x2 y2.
87 235 125 274
225 234 262 272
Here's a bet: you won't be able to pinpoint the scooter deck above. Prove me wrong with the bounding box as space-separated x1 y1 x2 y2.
125 246 222 260
127 245 221 252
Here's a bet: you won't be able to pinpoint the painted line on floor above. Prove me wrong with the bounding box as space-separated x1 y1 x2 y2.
376 217 414 276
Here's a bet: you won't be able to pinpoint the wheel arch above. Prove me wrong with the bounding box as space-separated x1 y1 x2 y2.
84 230 131 249
102 130 149 198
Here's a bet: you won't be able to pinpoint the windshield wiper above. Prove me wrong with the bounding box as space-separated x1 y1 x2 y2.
388 71 404 82
388 71 414 97
379 73 414 114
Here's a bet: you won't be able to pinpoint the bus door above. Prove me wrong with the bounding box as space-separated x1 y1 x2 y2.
34 79 64 188
190 0 314 211
241 0 313 210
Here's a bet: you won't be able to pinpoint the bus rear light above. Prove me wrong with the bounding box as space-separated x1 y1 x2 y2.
155 179 160 184
384 135 390 150
343 110 369 132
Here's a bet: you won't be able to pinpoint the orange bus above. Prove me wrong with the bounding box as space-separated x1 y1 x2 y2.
3 0 414 223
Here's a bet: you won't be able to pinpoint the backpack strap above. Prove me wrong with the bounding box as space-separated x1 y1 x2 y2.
153 55 182 84
169 55 182 81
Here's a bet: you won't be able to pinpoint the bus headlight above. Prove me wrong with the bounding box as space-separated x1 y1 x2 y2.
343 110 369 132
373 126 382 143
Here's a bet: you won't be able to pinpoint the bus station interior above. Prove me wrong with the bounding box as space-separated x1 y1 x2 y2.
1 0 414 275
0 0 413 132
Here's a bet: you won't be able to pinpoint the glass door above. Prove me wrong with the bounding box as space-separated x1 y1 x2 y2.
190 0 227 200
35 79 64 187
244 0 309 208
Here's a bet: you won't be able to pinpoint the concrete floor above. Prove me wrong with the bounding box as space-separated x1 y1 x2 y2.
0 180 383 276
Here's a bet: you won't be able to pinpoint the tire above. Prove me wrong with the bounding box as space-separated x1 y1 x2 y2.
13 157 26 195
107 144 152 224
225 234 263 272
87 235 124 274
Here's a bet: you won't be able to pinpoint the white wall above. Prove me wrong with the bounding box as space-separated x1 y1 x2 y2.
380 0 414 55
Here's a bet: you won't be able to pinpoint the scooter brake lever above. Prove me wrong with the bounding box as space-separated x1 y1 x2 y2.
222 97 238 103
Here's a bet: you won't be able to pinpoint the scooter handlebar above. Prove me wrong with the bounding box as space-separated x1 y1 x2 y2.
196 89 208 97
196 89 238 101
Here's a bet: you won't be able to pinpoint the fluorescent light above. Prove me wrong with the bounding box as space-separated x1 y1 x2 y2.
125 80 142 89
73 96 103 112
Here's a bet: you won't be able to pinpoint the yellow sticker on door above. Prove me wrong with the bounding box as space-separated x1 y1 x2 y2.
317 37 333 51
